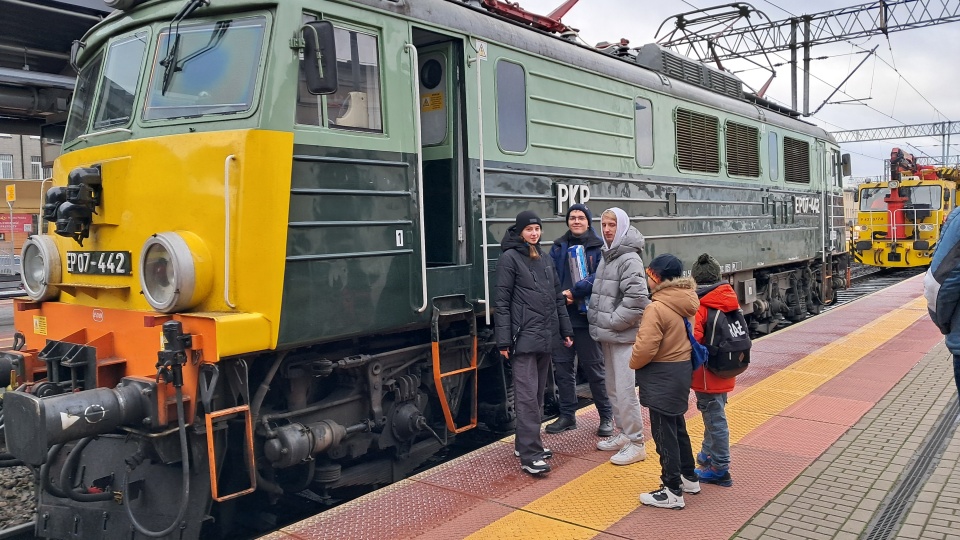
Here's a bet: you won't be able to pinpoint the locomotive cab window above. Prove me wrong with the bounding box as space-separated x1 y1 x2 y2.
783 137 810 184
295 20 383 132
92 32 148 131
635 97 653 167
143 16 267 121
675 108 719 173
329 27 383 132
725 121 760 177
496 60 527 153
64 51 104 144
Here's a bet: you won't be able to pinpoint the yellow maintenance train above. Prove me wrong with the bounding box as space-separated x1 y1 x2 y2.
852 148 960 268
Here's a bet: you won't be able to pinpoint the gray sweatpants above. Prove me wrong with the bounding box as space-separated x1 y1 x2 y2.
601 342 645 443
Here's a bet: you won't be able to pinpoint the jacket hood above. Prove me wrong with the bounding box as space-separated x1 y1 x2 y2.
500 226 533 253
696 282 741 311
602 207 629 250
603 225 645 261
651 277 700 318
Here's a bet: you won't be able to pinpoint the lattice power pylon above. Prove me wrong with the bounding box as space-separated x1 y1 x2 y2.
657 1 960 115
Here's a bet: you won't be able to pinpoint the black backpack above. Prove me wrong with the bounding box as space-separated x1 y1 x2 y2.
703 307 751 378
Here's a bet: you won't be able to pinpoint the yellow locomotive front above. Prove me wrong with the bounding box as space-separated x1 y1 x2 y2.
0 3 302 537
852 177 957 268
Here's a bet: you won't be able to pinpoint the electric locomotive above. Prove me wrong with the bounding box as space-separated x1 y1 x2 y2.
852 148 959 268
0 0 849 537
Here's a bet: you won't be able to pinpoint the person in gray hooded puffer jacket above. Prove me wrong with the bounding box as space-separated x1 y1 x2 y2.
587 207 651 466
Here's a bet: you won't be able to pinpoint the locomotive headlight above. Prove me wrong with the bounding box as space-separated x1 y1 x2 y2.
918 224 935 232
21 236 61 301
139 232 212 313
889 180 900 189
853 225 865 232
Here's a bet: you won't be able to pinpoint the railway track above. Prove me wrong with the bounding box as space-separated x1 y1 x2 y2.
825 266 926 312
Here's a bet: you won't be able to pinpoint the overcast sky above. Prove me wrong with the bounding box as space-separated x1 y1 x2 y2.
519 0 960 181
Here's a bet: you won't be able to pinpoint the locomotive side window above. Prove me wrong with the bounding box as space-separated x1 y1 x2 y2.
496 60 527 153
675 108 719 173
328 27 383 133
725 121 760 177
768 131 779 180
144 17 267 121
635 97 654 167
784 137 811 183
92 33 148 130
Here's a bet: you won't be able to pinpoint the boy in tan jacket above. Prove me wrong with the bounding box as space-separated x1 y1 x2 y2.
629 254 701 509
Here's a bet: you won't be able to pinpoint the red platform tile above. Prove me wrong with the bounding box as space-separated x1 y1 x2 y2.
751 339 828 356
780 394 875 426
840 361 913 384
413 501 515 540
605 446 812 540
747 352 808 371
417 440 603 506
814 375 897 402
738 416 851 458
276 480 484 540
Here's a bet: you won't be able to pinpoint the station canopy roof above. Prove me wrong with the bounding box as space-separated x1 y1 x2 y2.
0 0 111 135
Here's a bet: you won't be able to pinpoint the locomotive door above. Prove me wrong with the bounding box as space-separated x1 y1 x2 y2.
414 37 468 272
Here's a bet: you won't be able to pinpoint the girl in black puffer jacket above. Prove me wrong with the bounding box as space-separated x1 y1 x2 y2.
495 210 574 476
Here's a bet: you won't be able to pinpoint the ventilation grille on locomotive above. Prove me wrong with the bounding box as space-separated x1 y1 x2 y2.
784 136 811 183
726 121 760 177
635 44 743 99
676 108 720 173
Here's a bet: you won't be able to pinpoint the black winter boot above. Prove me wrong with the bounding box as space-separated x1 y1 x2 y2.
545 415 577 434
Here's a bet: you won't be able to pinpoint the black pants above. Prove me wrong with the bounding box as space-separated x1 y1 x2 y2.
649 409 696 491
512 352 551 462
552 327 613 419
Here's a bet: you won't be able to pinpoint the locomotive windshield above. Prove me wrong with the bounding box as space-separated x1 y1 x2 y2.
858 185 943 211
144 16 266 120
63 15 267 146
859 188 886 211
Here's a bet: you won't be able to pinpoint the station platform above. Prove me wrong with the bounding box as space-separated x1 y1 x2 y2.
263 275 960 540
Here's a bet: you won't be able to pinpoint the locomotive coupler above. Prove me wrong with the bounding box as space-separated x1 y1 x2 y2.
156 321 192 388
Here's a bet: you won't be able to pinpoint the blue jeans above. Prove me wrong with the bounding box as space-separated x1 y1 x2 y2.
695 391 730 469
954 354 960 397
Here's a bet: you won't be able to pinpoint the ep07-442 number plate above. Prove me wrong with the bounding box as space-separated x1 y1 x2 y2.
66 251 132 275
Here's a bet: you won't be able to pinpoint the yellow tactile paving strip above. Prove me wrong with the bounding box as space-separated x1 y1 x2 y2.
467 296 929 539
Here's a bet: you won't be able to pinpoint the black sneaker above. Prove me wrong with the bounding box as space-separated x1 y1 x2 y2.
521 459 551 475
596 417 614 437
545 415 577 434
515 448 553 459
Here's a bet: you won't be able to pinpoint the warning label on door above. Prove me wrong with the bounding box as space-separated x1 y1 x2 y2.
421 92 444 112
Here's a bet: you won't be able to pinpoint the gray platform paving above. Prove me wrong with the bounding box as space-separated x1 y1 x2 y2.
734 343 960 540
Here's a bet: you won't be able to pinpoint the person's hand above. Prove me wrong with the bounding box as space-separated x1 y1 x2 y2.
500 348 510 360
563 337 574 348
562 290 573 305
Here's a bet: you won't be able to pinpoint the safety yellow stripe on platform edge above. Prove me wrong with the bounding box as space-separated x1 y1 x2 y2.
467 296 929 539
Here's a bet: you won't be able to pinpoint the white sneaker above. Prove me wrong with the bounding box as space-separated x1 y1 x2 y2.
680 474 701 494
610 442 647 465
639 485 685 509
596 432 629 451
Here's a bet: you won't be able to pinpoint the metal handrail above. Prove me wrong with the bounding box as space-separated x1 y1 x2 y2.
405 43 428 314
224 154 236 308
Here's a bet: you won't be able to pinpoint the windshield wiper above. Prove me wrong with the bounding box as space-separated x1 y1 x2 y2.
159 0 209 95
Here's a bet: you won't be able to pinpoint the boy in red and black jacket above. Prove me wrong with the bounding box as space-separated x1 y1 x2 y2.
691 253 737 487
